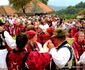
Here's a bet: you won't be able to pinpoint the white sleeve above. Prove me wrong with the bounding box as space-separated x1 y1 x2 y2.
4 31 16 48
49 47 70 68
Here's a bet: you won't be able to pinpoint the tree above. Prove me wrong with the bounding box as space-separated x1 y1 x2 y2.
40 0 49 5
9 0 32 14
75 1 85 8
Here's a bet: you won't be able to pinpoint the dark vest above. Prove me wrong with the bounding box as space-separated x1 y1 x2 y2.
0 31 6 49
50 41 76 70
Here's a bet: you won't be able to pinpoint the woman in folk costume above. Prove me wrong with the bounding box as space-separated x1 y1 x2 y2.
4 21 14 36
37 27 55 46
71 24 76 37
6 33 29 70
72 31 85 60
14 19 25 35
46 27 58 47
72 31 85 69
43 27 55 70
25 30 44 53
4 21 10 33
35 26 45 44
42 27 58 52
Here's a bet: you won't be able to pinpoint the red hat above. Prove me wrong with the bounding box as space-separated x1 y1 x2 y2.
46 27 54 35
26 30 36 39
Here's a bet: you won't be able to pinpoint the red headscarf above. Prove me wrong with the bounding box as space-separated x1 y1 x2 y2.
26 30 36 39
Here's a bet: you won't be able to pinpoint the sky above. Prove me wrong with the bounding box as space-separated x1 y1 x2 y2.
0 0 9 6
48 0 85 6
1 0 85 7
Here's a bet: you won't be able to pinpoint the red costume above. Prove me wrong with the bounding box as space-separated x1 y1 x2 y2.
6 49 28 70
26 51 50 70
25 30 42 52
72 32 85 59
14 24 24 35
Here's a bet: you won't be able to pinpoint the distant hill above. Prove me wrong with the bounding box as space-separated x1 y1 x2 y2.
53 1 85 19
48 5 66 11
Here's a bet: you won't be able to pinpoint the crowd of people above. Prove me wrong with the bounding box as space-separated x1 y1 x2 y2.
0 14 85 70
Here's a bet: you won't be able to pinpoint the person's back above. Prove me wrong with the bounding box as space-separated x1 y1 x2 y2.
6 49 28 70
6 33 29 70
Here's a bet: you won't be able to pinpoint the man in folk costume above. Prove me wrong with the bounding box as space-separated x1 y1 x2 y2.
0 19 17 69
46 28 76 70
0 20 8 70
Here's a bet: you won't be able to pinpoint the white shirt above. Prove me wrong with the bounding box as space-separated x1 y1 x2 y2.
49 47 70 68
39 24 49 32
4 31 16 49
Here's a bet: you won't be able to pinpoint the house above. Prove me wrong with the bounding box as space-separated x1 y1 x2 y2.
0 6 16 16
0 1 53 16
17 1 54 15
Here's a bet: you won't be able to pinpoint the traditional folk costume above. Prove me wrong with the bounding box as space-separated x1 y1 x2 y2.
72 32 85 59
48 28 76 70
0 30 16 69
0 31 7 69
14 24 24 35
50 41 76 70
6 49 28 70
26 51 50 70
26 30 43 53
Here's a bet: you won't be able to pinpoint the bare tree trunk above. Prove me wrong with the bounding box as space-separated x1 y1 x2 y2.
22 8 25 14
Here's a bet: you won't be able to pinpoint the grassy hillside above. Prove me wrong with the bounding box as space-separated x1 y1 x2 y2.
54 1 85 19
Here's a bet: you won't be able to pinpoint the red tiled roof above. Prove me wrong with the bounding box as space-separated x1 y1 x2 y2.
18 1 53 13
38 1 53 13
0 6 6 15
3 6 16 15
0 6 16 15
